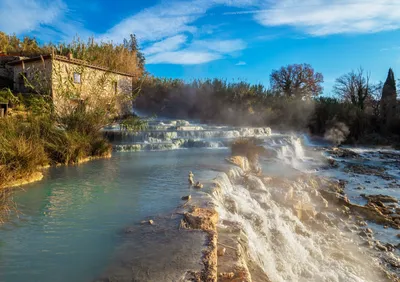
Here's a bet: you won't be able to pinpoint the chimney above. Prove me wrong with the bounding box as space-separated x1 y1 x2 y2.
67 52 73 60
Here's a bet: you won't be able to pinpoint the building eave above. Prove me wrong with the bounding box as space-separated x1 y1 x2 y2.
6 54 135 78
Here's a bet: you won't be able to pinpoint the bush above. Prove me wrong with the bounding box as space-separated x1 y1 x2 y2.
0 116 49 185
0 109 113 187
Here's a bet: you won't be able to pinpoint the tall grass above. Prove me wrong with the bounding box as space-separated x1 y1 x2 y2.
0 109 112 221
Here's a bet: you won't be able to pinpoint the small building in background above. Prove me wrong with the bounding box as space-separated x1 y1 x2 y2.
2 53 135 115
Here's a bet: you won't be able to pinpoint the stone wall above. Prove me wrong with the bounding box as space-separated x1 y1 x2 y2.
11 59 52 94
7 56 133 115
51 59 133 115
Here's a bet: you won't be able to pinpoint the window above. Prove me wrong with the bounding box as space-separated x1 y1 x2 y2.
73 73 81 84
112 81 118 94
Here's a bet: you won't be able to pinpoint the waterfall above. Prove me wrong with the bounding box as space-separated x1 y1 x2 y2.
271 136 307 171
105 119 272 151
212 167 386 282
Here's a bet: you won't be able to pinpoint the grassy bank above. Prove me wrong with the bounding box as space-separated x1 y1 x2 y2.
0 106 113 221
0 111 112 187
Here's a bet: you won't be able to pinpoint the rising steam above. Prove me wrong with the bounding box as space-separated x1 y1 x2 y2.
324 122 350 145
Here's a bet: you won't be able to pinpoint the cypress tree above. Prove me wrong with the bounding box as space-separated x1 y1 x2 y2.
381 68 397 130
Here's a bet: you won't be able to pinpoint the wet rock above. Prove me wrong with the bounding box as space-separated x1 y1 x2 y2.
184 207 218 231
328 147 360 159
219 272 235 280
358 231 372 238
365 228 373 234
181 195 192 201
383 253 400 268
140 219 154 225
356 186 365 190
362 194 398 203
194 182 204 189
375 241 388 252
385 243 396 252
345 165 393 180
217 247 226 257
356 220 368 227
328 158 338 168
397 234 400 238
188 171 195 185
390 214 400 220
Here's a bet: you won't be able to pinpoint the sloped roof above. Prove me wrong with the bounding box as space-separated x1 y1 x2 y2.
7 54 135 77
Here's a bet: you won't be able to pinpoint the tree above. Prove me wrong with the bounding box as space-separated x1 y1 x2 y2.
270 63 324 98
380 68 397 129
333 68 374 110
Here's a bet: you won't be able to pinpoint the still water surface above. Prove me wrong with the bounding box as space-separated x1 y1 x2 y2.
0 149 228 282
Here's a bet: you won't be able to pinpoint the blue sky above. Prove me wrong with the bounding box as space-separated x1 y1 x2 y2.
1 0 400 95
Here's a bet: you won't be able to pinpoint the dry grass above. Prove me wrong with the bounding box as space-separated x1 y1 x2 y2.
0 110 112 222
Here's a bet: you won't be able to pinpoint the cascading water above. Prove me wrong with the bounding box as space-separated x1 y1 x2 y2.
2 116 399 282
104 119 272 151
211 136 391 282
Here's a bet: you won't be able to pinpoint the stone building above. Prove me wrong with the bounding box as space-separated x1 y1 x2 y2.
2 54 135 115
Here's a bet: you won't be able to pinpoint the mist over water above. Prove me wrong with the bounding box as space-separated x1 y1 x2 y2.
1 119 397 281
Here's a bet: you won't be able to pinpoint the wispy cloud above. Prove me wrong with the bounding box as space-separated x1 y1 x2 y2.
146 38 246 65
0 0 66 34
235 61 247 66
146 50 221 65
192 39 247 53
142 35 188 56
380 46 400 52
254 0 400 36
100 0 253 64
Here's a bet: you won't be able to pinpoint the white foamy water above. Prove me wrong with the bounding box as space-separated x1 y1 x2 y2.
105 119 397 280
213 173 387 281
211 136 392 282
104 119 272 151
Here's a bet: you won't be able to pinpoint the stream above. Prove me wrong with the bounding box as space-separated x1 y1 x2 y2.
0 119 399 281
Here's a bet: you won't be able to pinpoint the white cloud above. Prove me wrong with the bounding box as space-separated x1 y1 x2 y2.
102 1 214 43
193 39 247 53
146 50 221 64
142 35 187 56
380 46 400 52
235 61 247 66
0 0 66 34
254 0 400 36
102 0 259 43
145 38 246 65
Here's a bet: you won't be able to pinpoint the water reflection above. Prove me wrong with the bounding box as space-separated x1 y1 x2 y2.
0 149 228 282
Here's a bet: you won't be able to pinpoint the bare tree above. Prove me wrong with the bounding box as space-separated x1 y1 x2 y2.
333 68 375 110
270 64 324 98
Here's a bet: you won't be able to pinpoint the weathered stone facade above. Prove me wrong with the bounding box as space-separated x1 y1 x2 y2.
5 55 134 115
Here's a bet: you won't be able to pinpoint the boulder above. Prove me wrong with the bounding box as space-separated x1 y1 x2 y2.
184 208 218 231
182 195 192 201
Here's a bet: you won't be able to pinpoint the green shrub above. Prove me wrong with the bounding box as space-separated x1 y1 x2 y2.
0 88 18 105
120 115 148 131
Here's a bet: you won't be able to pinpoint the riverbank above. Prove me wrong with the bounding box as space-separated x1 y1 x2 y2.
0 112 113 222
